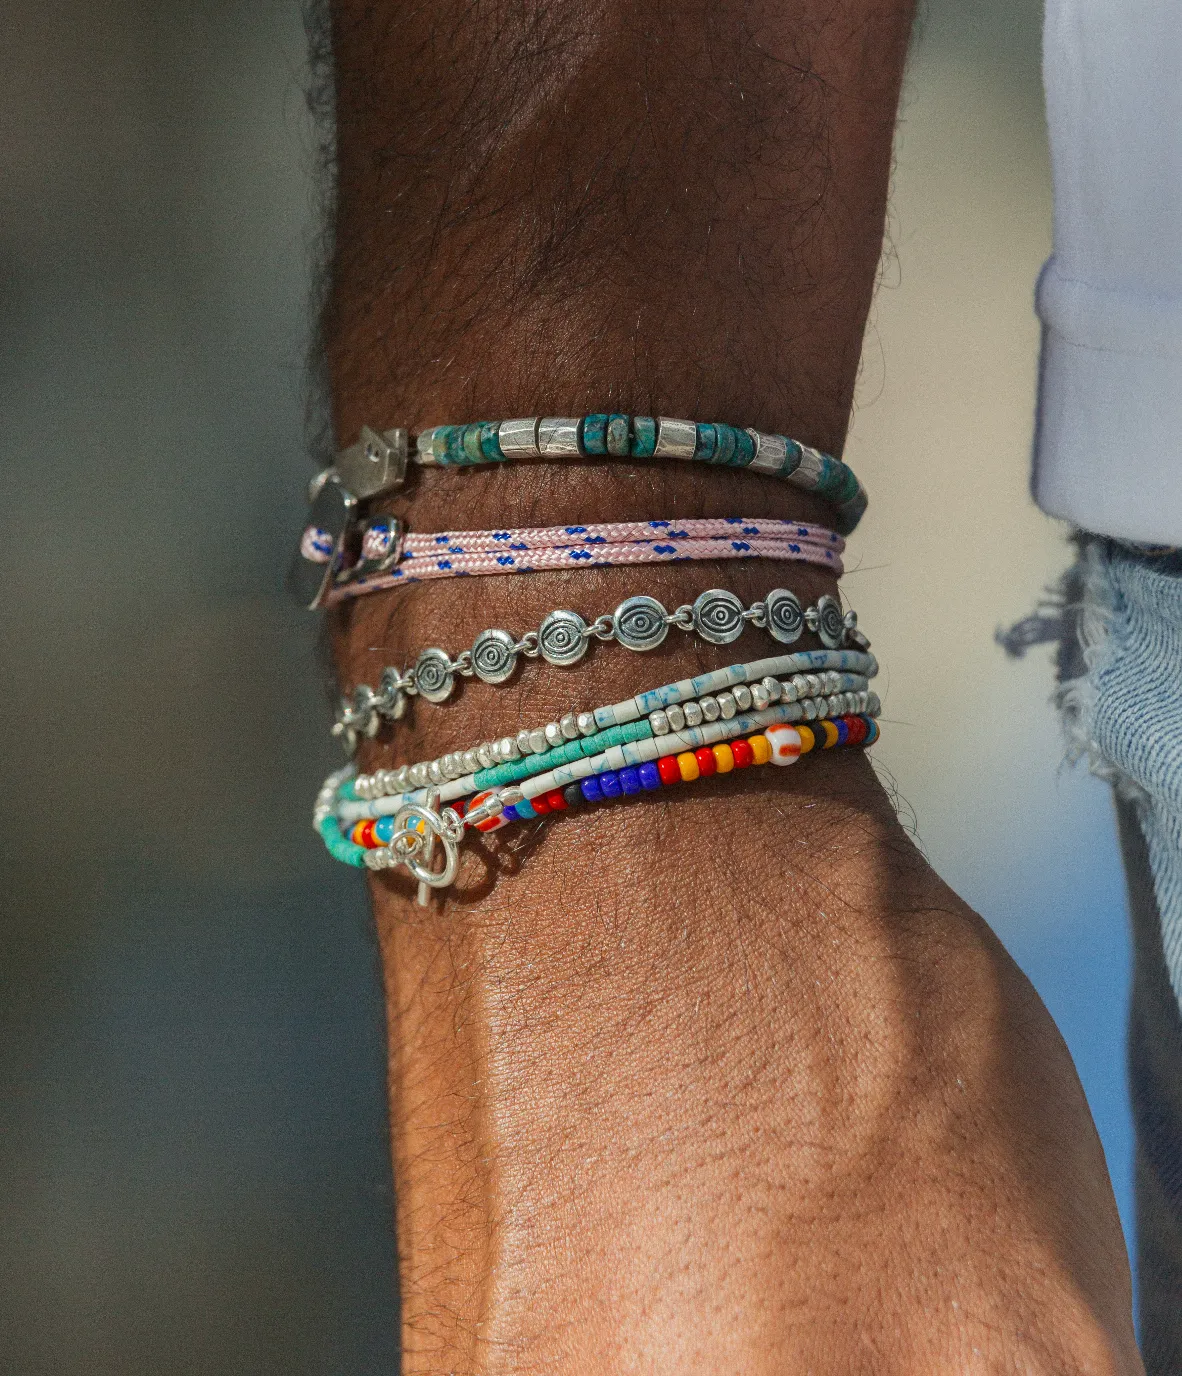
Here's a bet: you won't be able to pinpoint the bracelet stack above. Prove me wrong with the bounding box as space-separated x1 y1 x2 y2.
296 406 882 900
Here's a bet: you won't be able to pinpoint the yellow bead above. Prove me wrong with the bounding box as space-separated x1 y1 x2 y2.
748 734 771 766
798 725 816 753
350 821 369 845
713 743 735 773
677 750 700 782
820 720 840 749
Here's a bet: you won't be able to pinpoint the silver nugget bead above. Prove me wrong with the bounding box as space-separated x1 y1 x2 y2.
761 676 782 702
827 695 842 717
462 750 480 774
701 695 720 722
560 714 580 741
683 700 704 728
477 743 495 769
393 766 411 792
577 711 597 737
516 729 534 756
498 735 520 761
650 710 670 736
528 728 548 755
779 679 797 703
666 703 686 732
544 721 564 748
444 753 465 779
717 691 737 720
427 760 444 785
733 684 753 712
805 674 822 698
802 699 818 721
410 762 430 787
867 691 882 716
856 691 869 713
751 683 770 710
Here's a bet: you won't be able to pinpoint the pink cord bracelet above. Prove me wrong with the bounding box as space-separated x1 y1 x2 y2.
319 516 844 607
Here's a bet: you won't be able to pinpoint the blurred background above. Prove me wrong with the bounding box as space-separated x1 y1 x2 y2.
0 1 1133 1371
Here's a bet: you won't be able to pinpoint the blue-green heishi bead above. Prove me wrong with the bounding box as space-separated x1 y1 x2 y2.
734 428 756 466
828 464 860 506
631 416 657 457
713 424 737 466
462 424 485 463
834 486 868 535
606 414 630 456
339 780 358 802
694 423 717 462
622 719 649 743
430 427 449 460
479 421 506 461
779 438 802 475
443 426 466 465
582 414 609 455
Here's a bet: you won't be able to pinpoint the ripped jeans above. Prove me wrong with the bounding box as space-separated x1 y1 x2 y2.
1059 540 1182 1370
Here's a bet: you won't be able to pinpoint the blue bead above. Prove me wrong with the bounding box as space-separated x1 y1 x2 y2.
500 804 519 822
599 770 623 798
580 776 603 803
619 766 642 795
374 816 395 844
639 762 662 791
834 719 849 745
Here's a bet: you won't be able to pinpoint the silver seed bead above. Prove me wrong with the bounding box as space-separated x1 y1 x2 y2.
683 700 704 728
514 729 532 756
427 760 443 784
666 703 686 732
409 762 429 787
462 750 480 774
544 721 564 748
498 735 520 761
791 674 809 698
718 691 737 720
802 698 818 721
529 727 548 755
805 674 822 698
867 691 882 716
701 695 720 722
445 753 464 779
650 710 670 736
577 711 597 737
762 676 782 702
733 684 753 712
827 695 842 717
477 743 495 769
560 714 580 741
751 683 770 710
856 691 869 713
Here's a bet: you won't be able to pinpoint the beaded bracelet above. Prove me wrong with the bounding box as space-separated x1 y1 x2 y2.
291 415 866 609
323 514 844 606
334 587 867 750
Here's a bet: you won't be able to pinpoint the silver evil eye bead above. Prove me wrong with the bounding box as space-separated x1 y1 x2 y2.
691 589 745 646
470 628 519 684
815 594 846 650
538 609 590 666
413 648 455 704
612 595 670 652
764 588 805 645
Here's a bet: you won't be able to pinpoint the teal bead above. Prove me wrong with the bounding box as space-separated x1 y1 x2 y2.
779 438 802 476
461 424 486 463
826 464 860 506
631 416 657 457
582 414 609 455
712 424 737 466
606 414 630 456
734 428 756 466
479 422 506 461
443 425 466 465
694 423 717 462
339 780 358 802
515 797 538 819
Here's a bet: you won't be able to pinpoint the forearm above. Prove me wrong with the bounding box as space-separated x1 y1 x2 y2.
323 2 1139 1371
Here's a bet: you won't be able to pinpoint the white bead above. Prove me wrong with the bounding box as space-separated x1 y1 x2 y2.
733 684 752 712
701 695 720 722
751 684 770 710
544 721 563 748
666 703 686 732
560 714 580 740
499 735 520 761
683 700 703 728
650 710 670 736
577 711 597 737
718 691 737 720
529 728 548 754
765 724 802 766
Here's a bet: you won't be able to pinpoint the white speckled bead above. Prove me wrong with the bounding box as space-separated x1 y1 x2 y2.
765 724 802 766
666 703 686 732
650 709 670 736
733 684 753 711
683 699 704 728
717 691 737 720
700 695 721 722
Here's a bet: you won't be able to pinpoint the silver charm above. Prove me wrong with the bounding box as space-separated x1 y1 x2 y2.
765 589 804 644
691 589 745 645
814 594 846 650
287 475 357 611
335 426 408 500
613 596 669 652
538 609 589 666
376 666 410 720
414 648 455 703
471 628 519 684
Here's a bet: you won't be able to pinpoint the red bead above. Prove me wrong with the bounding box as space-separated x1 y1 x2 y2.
844 715 867 745
531 792 552 814
694 746 716 777
657 754 682 786
545 788 568 811
731 738 754 769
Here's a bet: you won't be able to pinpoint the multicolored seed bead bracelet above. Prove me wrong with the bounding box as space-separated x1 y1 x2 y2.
335 587 867 749
415 417 867 534
325 515 844 605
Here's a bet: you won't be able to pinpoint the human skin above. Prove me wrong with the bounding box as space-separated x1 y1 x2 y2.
322 0 1143 1370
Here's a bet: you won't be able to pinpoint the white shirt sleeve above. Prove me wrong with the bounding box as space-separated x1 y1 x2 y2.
1034 0 1182 543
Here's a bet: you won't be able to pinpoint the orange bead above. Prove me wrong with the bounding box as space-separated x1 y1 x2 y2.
712 743 735 773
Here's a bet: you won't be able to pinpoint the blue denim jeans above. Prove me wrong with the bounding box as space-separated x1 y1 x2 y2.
1062 540 1182 1370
